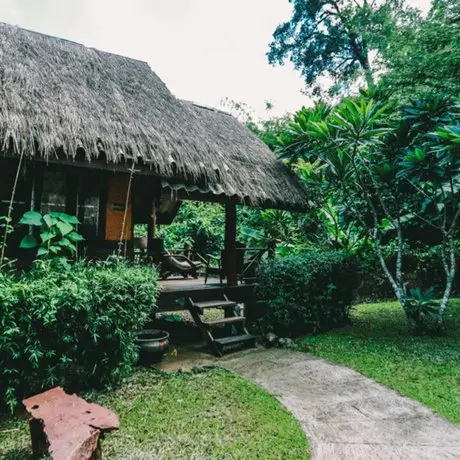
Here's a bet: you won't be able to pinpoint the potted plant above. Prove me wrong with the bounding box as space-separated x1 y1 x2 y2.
135 329 170 364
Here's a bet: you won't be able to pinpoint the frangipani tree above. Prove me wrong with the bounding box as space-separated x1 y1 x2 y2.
398 99 460 322
279 95 460 330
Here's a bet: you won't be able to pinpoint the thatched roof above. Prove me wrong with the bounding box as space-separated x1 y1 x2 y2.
0 22 308 211
167 102 309 209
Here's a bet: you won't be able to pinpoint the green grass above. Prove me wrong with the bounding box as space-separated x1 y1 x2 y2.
299 299 460 424
0 368 309 459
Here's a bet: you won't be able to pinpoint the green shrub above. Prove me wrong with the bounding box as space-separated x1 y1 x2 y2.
0 258 159 411
255 250 357 337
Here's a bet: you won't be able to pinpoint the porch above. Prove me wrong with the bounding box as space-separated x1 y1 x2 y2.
158 276 256 311
0 159 254 291
0 157 263 354
156 275 258 356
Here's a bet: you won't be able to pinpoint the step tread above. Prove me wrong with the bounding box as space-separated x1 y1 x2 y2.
192 300 237 310
214 334 255 347
204 316 246 327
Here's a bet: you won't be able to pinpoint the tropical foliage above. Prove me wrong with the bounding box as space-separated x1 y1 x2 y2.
268 0 419 96
0 257 159 411
157 201 308 256
276 95 459 330
380 0 460 100
18 211 84 258
256 250 357 336
269 0 460 101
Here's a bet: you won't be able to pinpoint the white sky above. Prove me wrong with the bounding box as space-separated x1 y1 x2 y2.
1 0 431 119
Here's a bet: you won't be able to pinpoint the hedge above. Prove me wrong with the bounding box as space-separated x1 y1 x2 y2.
0 258 159 411
255 250 357 337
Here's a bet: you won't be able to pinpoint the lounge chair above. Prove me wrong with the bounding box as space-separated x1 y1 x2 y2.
159 249 204 280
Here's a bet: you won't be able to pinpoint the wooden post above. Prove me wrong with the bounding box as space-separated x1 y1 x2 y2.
147 201 156 248
225 202 237 286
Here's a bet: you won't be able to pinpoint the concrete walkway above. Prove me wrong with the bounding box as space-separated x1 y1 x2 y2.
220 348 460 460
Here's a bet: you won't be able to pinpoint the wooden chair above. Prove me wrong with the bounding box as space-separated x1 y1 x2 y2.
204 243 268 285
159 248 204 280
143 239 206 280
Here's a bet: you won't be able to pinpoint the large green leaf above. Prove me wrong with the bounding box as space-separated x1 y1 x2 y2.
48 245 61 255
67 232 85 242
41 229 57 243
19 211 43 227
20 235 38 249
43 214 56 228
50 212 80 224
37 247 49 257
56 221 73 237
57 239 77 254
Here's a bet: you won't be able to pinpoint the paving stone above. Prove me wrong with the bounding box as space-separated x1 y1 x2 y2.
220 348 460 460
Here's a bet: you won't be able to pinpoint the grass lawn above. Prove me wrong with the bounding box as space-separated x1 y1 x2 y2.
0 368 309 459
299 299 460 424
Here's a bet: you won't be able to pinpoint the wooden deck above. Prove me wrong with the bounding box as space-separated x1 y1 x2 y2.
158 277 256 311
160 277 223 293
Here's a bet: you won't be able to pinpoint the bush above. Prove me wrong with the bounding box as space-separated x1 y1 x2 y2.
0 258 159 411
255 250 357 337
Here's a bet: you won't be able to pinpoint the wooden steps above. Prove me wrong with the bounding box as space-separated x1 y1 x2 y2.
193 300 237 311
215 334 256 352
187 295 256 357
203 316 246 327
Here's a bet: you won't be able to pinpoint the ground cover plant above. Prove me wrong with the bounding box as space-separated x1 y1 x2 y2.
299 299 460 424
0 368 310 460
18 211 84 258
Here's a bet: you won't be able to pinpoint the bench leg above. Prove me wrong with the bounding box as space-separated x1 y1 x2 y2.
29 418 48 460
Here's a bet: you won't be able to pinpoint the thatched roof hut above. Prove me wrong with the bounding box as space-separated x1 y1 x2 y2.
0 22 308 211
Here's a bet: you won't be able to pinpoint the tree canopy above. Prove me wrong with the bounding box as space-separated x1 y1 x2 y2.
268 0 419 96
380 0 460 100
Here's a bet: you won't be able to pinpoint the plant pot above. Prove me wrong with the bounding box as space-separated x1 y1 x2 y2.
134 236 148 250
135 329 170 364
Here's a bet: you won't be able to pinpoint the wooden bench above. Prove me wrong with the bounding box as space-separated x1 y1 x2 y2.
23 387 119 460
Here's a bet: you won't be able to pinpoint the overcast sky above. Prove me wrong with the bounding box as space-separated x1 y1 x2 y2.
1 0 431 118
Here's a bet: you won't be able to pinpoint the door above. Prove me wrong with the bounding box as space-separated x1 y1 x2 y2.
105 174 132 242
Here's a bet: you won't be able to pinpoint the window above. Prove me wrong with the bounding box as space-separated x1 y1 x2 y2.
0 159 31 258
77 173 101 241
40 171 66 215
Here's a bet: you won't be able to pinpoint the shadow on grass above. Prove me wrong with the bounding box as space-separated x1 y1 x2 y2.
1 448 31 460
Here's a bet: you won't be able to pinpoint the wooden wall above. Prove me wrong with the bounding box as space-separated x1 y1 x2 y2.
105 174 133 242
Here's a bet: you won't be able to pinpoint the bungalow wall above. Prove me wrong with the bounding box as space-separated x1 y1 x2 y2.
0 159 161 260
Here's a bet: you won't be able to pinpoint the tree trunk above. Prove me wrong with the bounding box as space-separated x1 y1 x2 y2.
438 235 456 325
348 33 375 90
375 244 418 329
364 68 375 91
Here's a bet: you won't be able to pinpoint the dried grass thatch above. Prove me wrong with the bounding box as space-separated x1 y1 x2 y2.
0 23 308 210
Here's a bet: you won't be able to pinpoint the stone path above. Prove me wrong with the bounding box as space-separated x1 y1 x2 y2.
220 348 460 460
